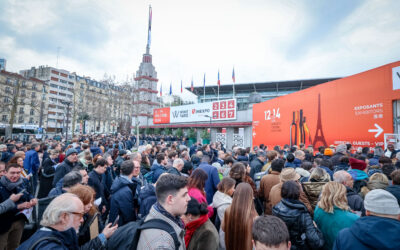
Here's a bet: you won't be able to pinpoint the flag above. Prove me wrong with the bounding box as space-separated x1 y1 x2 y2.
218 70 220 86
169 82 172 96
160 84 162 96
232 67 235 83
191 77 194 92
181 80 183 93
203 73 206 90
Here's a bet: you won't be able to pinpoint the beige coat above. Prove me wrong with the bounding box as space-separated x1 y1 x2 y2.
137 206 186 250
259 171 280 214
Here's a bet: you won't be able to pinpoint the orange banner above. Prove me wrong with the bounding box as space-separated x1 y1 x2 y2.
153 107 170 124
253 61 400 149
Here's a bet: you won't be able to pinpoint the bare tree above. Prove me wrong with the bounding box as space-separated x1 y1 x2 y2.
0 74 42 138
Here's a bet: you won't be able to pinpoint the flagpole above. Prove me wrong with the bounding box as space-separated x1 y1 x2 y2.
217 70 220 101
232 67 236 99
203 73 206 103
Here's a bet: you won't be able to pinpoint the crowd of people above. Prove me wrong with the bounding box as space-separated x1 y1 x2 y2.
0 134 399 249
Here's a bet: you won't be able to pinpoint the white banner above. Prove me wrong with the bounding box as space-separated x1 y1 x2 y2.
169 99 236 124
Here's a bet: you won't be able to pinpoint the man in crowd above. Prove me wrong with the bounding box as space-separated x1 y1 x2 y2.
198 154 220 204
167 158 184 176
88 158 108 216
53 148 78 186
330 144 347 167
151 153 168 183
137 174 189 249
23 142 40 190
259 159 284 214
109 160 139 226
0 163 37 249
48 171 83 197
252 215 291 250
250 150 266 180
334 189 400 249
386 169 400 205
333 170 365 216
293 150 305 168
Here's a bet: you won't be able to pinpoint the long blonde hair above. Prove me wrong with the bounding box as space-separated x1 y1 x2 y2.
317 181 349 213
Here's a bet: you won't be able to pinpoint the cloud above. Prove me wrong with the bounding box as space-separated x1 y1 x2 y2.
0 0 399 102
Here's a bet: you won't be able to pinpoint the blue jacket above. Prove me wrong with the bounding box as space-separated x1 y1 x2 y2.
198 162 220 204
334 216 400 250
139 184 157 217
150 163 167 183
109 176 137 226
293 158 302 168
17 227 79 250
24 149 40 174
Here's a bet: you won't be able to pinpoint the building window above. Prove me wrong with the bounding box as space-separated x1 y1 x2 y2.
20 89 26 97
32 84 37 90
31 92 36 98
5 86 11 93
18 116 24 123
3 97 9 103
22 81 26 87
1 115 7 122
19 107 24 114
29 117 34 123
30 109 34 115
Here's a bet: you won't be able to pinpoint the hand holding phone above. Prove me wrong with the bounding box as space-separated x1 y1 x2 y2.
112 215 120 227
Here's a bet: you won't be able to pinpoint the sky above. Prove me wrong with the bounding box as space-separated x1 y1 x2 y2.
1 0 400 101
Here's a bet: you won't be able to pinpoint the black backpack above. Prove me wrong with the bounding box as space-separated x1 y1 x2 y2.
107 217 180 250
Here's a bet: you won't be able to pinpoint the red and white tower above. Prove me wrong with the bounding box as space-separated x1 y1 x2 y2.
133 5 159 127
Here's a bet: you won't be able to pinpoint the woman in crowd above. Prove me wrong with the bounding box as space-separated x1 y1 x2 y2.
229 162 257 196
223 182 257 250
182 197 219 250
212 177 235 249
359 172 389 199
302 167 331 210
314 182 359 250
188 168 214 217
8 156 29 179
272 181 324 250
69 184 118 248
37 149 59 198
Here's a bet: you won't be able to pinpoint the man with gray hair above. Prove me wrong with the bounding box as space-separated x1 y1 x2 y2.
333 170 364 216
167 158 184 176
250 150 266 180
334 189 400 249
17 193 118 249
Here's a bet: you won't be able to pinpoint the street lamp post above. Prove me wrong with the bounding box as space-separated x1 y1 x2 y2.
61 101 71 141
204 114 212 141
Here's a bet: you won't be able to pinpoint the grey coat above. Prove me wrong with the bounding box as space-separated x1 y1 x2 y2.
137 206 186 250
0 199 15 215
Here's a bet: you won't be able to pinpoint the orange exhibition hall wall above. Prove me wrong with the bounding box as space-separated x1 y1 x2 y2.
252 61 400 149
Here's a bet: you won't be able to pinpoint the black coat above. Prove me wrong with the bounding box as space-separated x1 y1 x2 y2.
346 186 365 216
53 158 75 187
386 185 400 206
272 199 324 250
88 170 108 209
250 158 264 180
38 158 57 198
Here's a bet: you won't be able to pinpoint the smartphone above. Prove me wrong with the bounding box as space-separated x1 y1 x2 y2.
18 189 26 194
112 215 119 227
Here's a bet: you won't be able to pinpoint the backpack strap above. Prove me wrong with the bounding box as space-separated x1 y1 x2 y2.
140 219 181 250
28 236 62 250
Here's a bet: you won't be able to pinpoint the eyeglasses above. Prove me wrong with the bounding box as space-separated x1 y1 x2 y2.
68 211 85 219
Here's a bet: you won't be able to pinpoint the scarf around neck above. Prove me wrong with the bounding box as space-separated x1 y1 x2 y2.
154 202 184 229
184 214 208 248
0 175 24 192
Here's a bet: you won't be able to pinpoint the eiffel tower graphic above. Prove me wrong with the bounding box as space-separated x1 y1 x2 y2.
313 94 327 148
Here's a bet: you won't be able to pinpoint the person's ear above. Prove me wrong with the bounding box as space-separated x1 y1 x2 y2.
287 241 291 250
166 194 174 206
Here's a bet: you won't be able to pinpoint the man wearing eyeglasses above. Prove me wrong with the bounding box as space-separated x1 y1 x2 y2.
17 193 85 249
0 163 37 249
